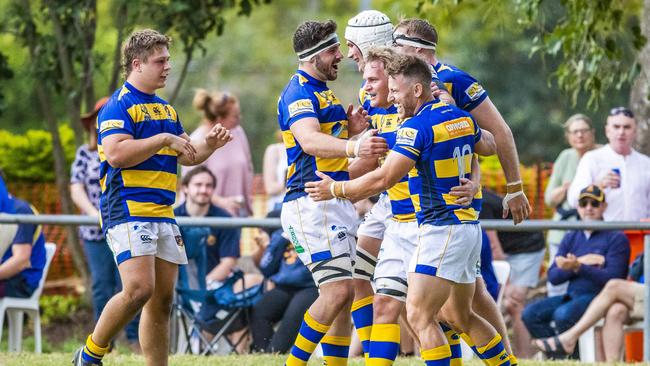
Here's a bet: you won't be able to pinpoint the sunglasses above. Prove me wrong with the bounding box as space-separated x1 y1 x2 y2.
578 199 601 208
609 107 634 118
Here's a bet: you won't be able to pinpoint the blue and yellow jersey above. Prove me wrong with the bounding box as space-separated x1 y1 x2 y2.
97 81 184 232
434 62 488 112
359 87 417 222
392 100 483 226
277 70 350 202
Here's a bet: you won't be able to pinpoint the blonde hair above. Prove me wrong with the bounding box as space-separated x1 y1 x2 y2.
122 29 171 78
193 89 217 121
563 113 593 132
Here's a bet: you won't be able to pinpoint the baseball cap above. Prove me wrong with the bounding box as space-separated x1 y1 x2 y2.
578 185 605 203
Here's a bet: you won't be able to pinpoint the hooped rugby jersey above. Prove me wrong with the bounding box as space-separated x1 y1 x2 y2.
434 62 488 112
359 87 417 222
392 100 483 226
97 81 185 232
278 70 350 202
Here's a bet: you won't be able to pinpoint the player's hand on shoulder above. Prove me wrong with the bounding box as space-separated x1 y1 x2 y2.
355 129 388 159
165 133 197 163
347 104 370 136
305 171 335 201
206 123 234 150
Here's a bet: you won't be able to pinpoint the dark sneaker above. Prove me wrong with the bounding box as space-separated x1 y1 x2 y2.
72 347 103 366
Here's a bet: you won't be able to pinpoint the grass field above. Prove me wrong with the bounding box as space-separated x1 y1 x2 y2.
0 353 626 366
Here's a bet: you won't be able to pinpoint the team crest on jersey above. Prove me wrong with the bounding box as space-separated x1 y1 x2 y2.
288 99 315 118
396 127 418 146
465 82 485 101
99 119 125 133
315 90 340 108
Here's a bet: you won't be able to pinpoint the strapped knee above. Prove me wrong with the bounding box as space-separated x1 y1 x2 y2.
353 246 377 281
375 276 408 302
309 253 353 286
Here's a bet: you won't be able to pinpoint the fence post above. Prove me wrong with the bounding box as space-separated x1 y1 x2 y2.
645 233 650 361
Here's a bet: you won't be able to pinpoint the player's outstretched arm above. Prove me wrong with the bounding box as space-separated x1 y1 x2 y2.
181 124 233 166
471 97 530 224
291 117 388 159
305 152 414 202
102 133 196 168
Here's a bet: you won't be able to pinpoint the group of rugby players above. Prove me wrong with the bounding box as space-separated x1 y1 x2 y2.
277 10 531 366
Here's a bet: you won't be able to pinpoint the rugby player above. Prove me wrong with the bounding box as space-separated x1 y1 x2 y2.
306 54 511 366
277 20 388 366
393 18 524 364
73 29 232 366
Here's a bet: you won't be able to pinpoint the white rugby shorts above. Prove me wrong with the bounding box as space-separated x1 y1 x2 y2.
409 223 482 284
106 221 188 265
374 219 419 302
357 193 392 240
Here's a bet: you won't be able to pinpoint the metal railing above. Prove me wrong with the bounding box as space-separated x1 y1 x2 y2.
1 214 649 361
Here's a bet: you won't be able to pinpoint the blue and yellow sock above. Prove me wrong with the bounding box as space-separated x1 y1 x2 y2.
82 334 109 364
421 344 452 366
351 295 373 358
367 323 400 365
285 311 331 366
460 333 481 359
440 323 462 366
321 335 351 366
476 334 510 366
508 354 518 366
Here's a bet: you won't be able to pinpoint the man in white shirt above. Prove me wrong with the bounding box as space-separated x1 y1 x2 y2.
568 107 650 221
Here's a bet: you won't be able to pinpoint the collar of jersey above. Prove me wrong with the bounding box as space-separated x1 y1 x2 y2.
124 81 157 99
296 69 326 88
415 99 436 116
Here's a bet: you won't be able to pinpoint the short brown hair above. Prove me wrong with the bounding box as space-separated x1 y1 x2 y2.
365 46 398 69
122 29 171 78
385 54 432 89
395 18 438 46
293 20 337 54
181 165 217 188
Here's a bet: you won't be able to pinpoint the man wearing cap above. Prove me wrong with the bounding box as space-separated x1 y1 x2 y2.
568 107 650 221
522 185 630 356
70 97 141 352
278 20 388 366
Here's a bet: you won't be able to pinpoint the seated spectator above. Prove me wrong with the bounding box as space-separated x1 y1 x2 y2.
567 107 650 221
533 252 645 361
522 185 630 358
249 213 318 353
0 190 46 299
0 170 18 252
480 188 546 357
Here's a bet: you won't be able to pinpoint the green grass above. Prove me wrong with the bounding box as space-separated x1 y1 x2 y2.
0 354 627 366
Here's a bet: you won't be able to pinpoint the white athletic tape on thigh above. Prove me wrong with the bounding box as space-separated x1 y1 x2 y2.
353 246 377 281
308 253 353 286
375 276 408 302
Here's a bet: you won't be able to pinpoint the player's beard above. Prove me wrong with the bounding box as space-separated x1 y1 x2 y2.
399 95 418 118
314 55 337 81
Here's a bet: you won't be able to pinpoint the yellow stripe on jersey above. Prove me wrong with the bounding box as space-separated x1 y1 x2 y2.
282 130 297 148
98 145 106 162
410 194 421 212
121 170 177 192
157 147 178 156
313 90 342 110
430 101 448 110
394 212 416 222
434 154 472 178
315 157 348 172
99 176 106 192
442 193 459 206
286 163 296 180
454 207 478 221
444 82 453 95
117 86 130 101
127 103 178 123
126 201 174 218
400 146 420 157
387 181 410 202
320 121 349 138
433 117 475 143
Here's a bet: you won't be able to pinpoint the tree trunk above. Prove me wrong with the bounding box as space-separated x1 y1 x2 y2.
81 0 97 112
630 0 650 156
108 2 128 94
168 48 193 104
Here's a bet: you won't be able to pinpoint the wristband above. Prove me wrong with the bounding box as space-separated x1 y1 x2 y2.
506 180 523 194
353 139 362 157
341 182 347 198
345 140 356 158
333 182 346 199
329 182 336 198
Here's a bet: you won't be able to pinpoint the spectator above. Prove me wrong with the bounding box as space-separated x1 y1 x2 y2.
480 189 546 358
522 185 630 358
0 190 46 300
545 114 597 296
568 107 650 221
263 130 287 214
0 170 18 252
533 252 645 361
69 97 140 351
186 89 254 217
249 215 318 353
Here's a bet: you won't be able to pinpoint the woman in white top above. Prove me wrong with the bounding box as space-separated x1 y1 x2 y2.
263 130 287 213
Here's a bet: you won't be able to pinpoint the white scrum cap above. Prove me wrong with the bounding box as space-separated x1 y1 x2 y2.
344 10 393 57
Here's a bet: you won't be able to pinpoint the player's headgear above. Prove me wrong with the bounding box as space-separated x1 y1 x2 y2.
345 10 393 57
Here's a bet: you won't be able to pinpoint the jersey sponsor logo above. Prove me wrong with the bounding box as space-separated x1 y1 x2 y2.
464 82 485 101
443 119 473 137
396 127 418 146
287 99 315 118
99 119 125 133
